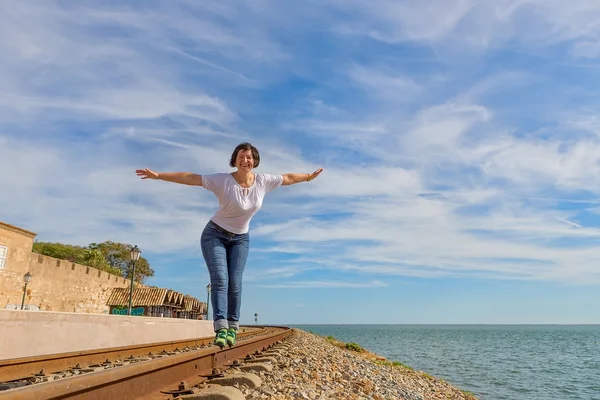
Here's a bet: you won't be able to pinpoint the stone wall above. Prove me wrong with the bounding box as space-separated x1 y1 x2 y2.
0 221 130 314
1 254 130 313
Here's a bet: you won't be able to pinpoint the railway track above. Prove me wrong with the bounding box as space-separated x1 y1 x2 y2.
0 325 291 399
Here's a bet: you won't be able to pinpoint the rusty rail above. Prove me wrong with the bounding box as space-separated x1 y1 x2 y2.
0 327 267 383
0 326 291 400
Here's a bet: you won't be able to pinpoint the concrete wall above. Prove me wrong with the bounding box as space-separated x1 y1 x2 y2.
0 309 214 359
0 222 129 314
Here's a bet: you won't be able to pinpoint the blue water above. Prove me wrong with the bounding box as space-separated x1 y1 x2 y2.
291 325 600 400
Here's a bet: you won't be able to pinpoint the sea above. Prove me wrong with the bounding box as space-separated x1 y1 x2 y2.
291 325 600 400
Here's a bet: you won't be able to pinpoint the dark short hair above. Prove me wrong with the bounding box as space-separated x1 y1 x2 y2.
229 142 260 168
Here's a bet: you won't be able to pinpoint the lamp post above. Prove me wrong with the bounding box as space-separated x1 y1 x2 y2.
20 272 32 310
205 283 211 320
254 312 258 325
127 245 141 316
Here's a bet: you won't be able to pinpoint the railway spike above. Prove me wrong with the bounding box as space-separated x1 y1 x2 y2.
223 359 241 367
199 371 224 380
159 381 194 396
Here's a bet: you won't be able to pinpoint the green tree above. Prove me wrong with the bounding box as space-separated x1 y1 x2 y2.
93 241 154 283
32 242 86 263
82 248 120 276
32 240 154 283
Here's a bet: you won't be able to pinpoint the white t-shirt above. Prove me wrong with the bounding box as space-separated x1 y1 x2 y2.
201 172 283 234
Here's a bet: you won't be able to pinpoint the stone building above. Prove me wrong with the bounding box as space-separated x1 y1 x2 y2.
0 221 205 316
0 221 36 274
0 221 131 313
1 221 41 310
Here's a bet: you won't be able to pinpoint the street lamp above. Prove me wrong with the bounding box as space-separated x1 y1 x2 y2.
20 272 32 310
254 312 258 325
127 245 141 316
205 283 211 320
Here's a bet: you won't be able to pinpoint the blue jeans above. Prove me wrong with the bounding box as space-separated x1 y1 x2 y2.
200 220 249 332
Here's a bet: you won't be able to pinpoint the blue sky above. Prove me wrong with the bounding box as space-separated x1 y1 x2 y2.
2 0 600 324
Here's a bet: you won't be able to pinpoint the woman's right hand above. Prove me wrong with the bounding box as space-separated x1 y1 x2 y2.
136 168 160 180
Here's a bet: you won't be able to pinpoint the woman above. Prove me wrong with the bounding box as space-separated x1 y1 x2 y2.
136 142 323 348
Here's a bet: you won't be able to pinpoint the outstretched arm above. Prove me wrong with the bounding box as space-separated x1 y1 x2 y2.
282 168 324 186
135 168 203 186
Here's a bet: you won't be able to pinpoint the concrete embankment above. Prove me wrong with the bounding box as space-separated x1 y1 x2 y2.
185 328 478 400
0 309 214 359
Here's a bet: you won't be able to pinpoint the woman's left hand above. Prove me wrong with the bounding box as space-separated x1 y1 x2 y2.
309 168 324 181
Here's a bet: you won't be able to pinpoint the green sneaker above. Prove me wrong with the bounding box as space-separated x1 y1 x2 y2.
214 328 227 348
226 328 237 347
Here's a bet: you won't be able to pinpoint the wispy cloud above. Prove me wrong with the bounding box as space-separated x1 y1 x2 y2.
347 64 421 99
330 0 475 43
328 0 600 54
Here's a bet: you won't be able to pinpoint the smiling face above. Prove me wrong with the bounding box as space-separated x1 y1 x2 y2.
229 142 260 170
235 149 255 172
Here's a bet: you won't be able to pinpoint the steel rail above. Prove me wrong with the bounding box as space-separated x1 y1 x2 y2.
0 326 291 400
0 328 267 383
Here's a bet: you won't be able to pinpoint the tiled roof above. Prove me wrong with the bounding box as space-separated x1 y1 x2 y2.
166 289 183 305
107 287 205 312
106 287 168 306
182 295 204 312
